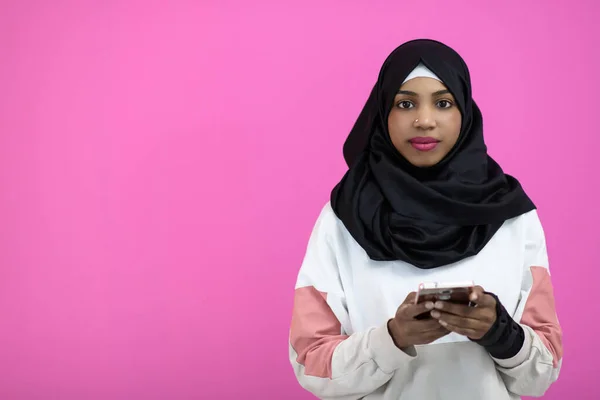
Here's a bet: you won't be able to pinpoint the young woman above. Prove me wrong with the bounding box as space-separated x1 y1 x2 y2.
288 39 562 399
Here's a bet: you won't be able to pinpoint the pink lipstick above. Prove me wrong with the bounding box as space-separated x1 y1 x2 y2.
409 137 439 151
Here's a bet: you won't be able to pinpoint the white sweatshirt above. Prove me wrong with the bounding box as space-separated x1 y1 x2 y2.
289 202 562 400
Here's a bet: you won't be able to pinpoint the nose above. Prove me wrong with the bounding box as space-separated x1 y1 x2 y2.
414 107 437 129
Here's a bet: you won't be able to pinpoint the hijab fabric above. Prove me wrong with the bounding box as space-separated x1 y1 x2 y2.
330 39 535 269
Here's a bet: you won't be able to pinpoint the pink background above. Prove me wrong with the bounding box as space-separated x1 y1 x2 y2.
1 1 598 399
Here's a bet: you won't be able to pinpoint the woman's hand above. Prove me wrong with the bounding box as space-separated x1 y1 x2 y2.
388 292 450 349
429 286 497 340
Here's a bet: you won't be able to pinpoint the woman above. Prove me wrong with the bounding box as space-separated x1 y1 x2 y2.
288 39 562 399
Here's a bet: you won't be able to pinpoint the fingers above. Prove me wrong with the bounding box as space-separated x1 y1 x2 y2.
436 320 479 338
401 300 435 319
469 286 485 302
433 301 475 317
422 326 451 342
433 286 496 317
433 326 451 337
413 318 445 332
404 322 449 345
431 310 489 334
432 311 482 329
397 292 435 319
470 287 497 308
404 291 417 303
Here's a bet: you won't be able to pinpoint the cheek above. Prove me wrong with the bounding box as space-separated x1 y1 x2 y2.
444 112 462 144
387 114 410 143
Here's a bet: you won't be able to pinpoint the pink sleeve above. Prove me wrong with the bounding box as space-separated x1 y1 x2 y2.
519 266 563 368
290 286 348 379
492 211 562 398
289 203 417 399
289 283 416 399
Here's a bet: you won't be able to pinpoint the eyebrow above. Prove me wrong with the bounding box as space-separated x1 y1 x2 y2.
397 89 451 96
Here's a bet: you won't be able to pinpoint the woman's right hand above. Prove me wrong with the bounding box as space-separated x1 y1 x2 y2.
387 292 450 349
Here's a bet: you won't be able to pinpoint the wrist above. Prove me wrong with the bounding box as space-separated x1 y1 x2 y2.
472 292 525 359
387 318 408 349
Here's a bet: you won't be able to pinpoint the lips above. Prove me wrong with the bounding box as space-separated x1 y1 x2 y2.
409 137 440 152
409 137 439 144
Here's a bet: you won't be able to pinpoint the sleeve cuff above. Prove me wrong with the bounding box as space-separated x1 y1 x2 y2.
368 323 417 374
492 323 532 368
472 292 525 359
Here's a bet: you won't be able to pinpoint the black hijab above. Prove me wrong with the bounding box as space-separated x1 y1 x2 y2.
330 39 535 269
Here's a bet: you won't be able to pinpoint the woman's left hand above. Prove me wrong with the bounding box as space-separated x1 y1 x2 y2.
430 286 497 340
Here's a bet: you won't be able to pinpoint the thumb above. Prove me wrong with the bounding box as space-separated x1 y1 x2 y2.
403 291 417 304
469 286 485 303
470 286 496 308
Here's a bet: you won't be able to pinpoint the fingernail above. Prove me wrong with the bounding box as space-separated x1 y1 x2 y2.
439 320 448 326
434 302 443 309
431 311 441 318
425 302 434 309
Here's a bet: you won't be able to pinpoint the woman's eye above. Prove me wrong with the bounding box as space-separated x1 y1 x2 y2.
437 100 452 109
397 101 414 109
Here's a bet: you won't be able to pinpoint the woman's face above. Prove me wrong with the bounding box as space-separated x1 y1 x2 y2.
387 77 462 167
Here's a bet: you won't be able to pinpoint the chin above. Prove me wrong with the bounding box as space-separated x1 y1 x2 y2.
396 146 445 168
406 156 442 168
413 162 438 168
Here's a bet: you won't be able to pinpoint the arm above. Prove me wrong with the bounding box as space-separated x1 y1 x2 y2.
490 211 563 397
289 206 417 400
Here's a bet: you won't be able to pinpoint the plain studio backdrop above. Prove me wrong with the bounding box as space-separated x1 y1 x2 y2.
1 1 598 399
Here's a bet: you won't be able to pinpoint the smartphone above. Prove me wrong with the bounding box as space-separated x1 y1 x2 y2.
414 281 475 320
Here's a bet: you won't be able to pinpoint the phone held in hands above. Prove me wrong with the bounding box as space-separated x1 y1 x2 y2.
414 281 475 320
